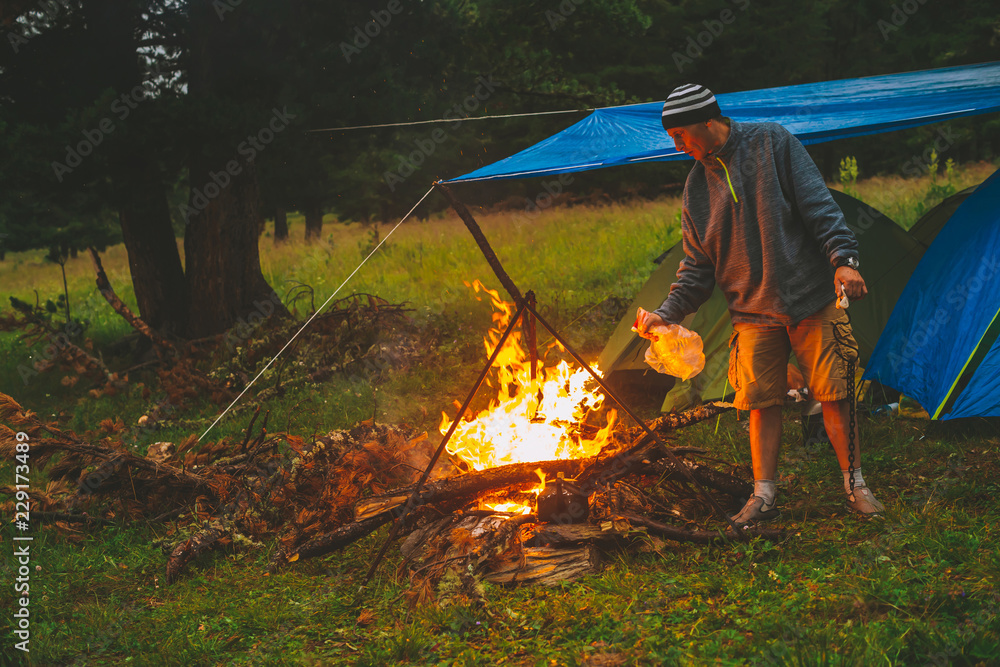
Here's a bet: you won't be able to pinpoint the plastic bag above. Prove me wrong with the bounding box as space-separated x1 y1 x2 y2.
632 308 705 381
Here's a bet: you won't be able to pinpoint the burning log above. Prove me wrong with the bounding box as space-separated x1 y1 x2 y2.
358 401 734 522
276 418 750 570
353 457 595 522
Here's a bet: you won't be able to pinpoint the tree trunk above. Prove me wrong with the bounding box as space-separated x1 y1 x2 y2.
304 203 323 242
183 0 289 338
85 0 188 333
184 158 287 337
116 161 189 333
273 207 288 243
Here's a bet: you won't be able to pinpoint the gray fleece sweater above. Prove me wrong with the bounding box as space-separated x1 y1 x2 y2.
653 121 859 327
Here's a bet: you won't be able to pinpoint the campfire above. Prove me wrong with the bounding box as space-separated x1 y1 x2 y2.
439 281 617 515
308 281 780 594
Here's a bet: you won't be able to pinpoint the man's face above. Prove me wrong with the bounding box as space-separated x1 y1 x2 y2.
667 122 715 160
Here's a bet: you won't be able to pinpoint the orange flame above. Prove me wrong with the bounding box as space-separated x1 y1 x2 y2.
440 281 616 514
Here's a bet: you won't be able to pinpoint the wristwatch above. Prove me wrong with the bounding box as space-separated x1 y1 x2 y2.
836 256 860 271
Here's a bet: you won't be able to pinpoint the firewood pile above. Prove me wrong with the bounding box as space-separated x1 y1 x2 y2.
1 392 780 601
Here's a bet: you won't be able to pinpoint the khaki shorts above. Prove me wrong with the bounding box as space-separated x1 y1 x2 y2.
727 301 859 410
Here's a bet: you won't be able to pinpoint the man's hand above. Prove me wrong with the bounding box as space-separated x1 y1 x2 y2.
835 266 867 302
633 308 666 339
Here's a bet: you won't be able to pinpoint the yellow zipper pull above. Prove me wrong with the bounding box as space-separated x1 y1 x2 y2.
715 156 739 203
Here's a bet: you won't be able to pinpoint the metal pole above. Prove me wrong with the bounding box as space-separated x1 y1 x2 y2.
525 302 740 534
525 291 538 383
359 300 528 589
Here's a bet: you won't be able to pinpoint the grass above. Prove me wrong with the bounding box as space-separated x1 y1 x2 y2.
831 160 995 230
2 161 999 666
5 413 999 665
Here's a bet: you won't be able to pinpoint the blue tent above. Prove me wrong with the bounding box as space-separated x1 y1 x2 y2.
446 62 1000 183
863 168 1000 420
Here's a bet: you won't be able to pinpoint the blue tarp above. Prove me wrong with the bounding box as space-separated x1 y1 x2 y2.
863 168 1000 420
447 62 1000 183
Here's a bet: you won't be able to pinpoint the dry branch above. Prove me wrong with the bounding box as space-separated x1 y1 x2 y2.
621 514 784 543
290 449 746 568
89 247 177 353
165 522 231 583
6 298 124 389
352 402 736 527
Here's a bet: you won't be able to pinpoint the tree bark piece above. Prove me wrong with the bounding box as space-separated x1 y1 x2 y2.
485 545 600 585
165 522 230 583
651 459 751 499
648 402 734 433
528 522 627 547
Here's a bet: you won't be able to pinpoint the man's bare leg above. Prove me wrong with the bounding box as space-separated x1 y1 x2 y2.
822 399 884 513
750 405 783 481
731 405 784 525
821 399 860 471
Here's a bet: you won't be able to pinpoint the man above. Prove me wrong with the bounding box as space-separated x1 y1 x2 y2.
636 83 885 527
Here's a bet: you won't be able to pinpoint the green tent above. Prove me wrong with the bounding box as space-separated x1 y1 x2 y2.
908 185 977 248
598 189 927 412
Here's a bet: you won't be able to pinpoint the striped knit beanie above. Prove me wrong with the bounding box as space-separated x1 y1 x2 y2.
661 84 722 131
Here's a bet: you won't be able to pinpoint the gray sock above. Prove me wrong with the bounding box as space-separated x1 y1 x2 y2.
842 468 866 494
754 479 776 506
